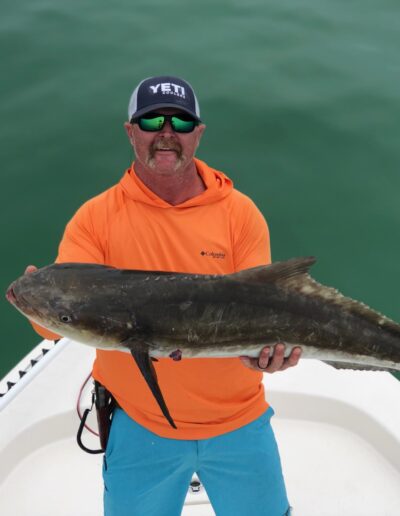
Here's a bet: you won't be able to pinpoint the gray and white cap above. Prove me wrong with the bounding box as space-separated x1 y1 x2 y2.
128 76 201 122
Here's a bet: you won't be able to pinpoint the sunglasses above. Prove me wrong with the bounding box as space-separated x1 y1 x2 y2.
132 112 198 133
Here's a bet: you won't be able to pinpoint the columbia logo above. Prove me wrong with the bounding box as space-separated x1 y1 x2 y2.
200 250 226 259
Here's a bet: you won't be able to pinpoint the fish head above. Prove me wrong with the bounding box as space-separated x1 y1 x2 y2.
6 263 130 349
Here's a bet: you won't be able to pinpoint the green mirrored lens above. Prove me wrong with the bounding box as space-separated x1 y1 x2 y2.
171 116 196 133
139 116 165 131
136 114 197 133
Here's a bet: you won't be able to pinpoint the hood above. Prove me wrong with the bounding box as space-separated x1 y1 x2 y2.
119 158 233 208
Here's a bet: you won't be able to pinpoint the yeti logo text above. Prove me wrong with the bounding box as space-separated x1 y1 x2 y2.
149 83 186 98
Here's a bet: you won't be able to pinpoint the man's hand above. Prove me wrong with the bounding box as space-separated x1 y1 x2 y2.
240 343 302 373
25 265 38 274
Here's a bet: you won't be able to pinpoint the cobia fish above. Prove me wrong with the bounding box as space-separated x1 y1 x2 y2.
6 257 400 429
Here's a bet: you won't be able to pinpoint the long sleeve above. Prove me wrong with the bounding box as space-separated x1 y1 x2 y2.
232 196 271 272
31 201 106 340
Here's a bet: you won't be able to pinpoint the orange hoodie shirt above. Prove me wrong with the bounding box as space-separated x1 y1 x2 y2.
33 158 271 439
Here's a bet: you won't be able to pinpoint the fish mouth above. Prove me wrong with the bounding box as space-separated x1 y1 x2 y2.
5 284 17 305
5 283 35 318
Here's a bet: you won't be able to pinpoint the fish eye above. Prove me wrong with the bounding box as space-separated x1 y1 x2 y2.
60 314 73 323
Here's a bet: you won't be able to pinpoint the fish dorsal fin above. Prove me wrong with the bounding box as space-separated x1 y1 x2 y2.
233 257 400 338
293 271 400 339
231 257 317 284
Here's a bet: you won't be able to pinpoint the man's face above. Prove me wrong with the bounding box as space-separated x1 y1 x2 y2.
125 108 205 176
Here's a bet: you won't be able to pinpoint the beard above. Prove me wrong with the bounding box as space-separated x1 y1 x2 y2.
146 137 186 171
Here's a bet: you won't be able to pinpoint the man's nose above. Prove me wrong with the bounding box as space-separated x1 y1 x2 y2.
159 120 174 135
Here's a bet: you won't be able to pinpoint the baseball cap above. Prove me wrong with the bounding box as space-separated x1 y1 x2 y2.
128 76 201 122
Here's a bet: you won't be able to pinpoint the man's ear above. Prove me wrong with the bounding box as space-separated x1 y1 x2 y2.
124 122 135 145
195 124 206 149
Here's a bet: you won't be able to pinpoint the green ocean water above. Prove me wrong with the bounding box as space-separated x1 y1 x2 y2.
1 0 399 380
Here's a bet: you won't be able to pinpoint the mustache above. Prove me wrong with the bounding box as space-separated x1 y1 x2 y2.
151 138 182 154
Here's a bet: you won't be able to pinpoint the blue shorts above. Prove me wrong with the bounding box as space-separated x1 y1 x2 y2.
103 407 290 516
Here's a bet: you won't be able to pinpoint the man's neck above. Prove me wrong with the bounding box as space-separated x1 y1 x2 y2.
134 160 206 206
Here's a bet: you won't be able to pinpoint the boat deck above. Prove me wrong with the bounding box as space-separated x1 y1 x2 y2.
1 339 399 515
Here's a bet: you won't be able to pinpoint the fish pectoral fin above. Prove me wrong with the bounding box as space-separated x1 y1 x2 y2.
323 360 398 373
130 349 177 429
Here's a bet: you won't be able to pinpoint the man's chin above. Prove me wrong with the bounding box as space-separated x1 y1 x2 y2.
147 153 185 172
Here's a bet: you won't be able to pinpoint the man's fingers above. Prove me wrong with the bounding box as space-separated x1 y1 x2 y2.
263 343 285 372
256 346 271 369
25 265 38 275
240 344 302 373
239 346 272 371
239 355 268 370
279 347 302 371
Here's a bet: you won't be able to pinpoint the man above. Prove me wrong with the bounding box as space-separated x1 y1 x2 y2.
29 76 301 515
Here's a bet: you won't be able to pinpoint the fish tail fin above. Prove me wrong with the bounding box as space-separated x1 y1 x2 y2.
131 349 177 429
